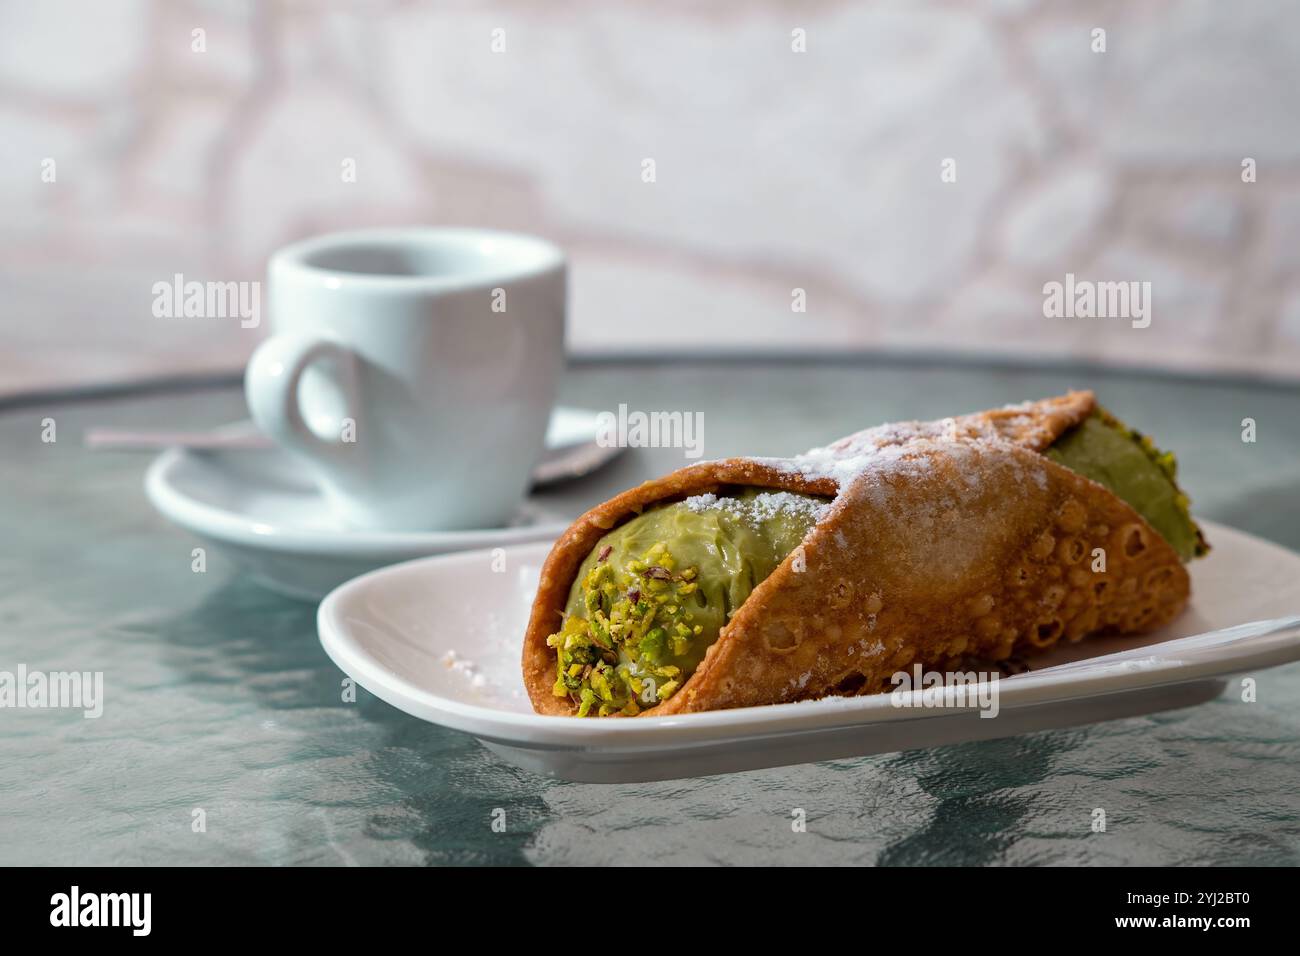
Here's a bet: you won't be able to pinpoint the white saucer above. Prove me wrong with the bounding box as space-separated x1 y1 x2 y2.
317 520 1300 783
145 406 616 600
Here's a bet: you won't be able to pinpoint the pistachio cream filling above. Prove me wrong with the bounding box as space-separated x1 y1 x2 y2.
547 489 829 716
1046 408 1206 561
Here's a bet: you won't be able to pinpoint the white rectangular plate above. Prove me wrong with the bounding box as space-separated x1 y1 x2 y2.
318 520 1300 782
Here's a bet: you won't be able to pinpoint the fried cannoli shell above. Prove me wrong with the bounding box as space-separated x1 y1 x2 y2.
522 391 1190 716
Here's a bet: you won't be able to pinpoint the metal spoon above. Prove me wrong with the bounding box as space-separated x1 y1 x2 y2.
84 422 623 489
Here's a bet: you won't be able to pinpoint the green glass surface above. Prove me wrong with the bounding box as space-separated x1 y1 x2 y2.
1 360 1298 865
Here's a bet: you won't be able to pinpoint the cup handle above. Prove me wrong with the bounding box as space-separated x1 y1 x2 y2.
244 332 361 476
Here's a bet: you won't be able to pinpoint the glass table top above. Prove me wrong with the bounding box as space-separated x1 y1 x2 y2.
2 359 1298 865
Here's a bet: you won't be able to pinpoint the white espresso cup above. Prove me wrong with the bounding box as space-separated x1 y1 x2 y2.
245 227 566 531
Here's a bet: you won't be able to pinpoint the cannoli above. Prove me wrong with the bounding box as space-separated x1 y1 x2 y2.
522 391 1206 717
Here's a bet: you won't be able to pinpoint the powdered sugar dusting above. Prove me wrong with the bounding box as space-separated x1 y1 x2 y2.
683 490 831 524
442 649 490 689
754 409 1046 497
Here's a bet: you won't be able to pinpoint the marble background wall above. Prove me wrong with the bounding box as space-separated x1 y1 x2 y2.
3 0 1300 396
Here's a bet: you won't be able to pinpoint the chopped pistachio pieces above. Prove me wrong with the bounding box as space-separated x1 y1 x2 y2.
547 545 694 716
548 488 829 716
